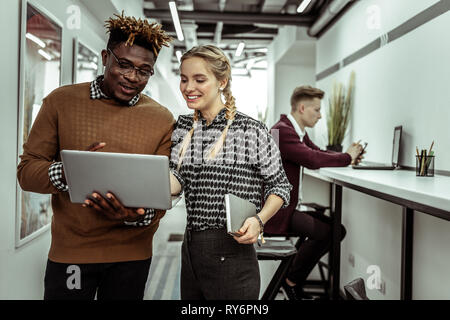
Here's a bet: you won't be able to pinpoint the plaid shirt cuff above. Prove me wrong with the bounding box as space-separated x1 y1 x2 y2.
124 208 156 227
48 162 69 192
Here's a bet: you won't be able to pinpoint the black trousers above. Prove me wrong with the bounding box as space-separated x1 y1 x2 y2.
287 208 346 286
43 257 152 300
181 228 260 300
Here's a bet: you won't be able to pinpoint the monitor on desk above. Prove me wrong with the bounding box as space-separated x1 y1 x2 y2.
353 125 402 170
391 126 402 167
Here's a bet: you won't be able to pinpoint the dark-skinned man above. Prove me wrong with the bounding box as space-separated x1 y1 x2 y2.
17 13 174 300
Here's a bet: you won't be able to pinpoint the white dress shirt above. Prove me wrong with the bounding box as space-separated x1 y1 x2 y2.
286 114 308 211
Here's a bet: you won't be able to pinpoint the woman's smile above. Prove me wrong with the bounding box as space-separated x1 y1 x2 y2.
186 94 202 102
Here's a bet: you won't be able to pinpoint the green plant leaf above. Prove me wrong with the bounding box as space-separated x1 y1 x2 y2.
326 71 355 146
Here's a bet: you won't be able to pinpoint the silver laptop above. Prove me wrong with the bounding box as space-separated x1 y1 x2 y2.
225 194 256 237
60 150 181 209
352 125 402 170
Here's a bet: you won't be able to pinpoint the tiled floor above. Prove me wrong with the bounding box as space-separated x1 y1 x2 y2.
144 241 182 300
144 198 186 300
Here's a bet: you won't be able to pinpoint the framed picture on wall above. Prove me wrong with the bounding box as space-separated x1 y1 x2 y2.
16 0 63 247
72 38 101 84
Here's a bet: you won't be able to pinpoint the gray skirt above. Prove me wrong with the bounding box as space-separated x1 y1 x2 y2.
181 227 260 300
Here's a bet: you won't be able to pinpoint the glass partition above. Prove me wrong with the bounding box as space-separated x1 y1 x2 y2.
16 0 62 247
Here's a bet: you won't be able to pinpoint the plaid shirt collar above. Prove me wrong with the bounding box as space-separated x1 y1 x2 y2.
90 75 140 107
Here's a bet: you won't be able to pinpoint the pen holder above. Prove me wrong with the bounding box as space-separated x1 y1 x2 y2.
416 155 434 177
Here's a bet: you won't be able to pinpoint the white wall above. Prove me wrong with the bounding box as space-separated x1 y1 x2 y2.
232 70 268 121
266 26 316 128
0 0 183 299
315 0 449 169
111 0 144 18
273 64 315 126
148 45 188 119
309 0 450 299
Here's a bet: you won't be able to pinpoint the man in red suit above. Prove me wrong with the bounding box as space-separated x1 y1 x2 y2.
265 85 363 300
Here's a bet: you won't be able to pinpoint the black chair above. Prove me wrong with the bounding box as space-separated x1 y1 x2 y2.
257 202 332 300
302 260 330 299
344 278 369 300
256 236 298 300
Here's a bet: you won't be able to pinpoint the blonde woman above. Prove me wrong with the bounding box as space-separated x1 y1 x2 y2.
169 45 292 300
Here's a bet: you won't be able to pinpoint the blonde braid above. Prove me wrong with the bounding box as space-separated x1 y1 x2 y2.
177 111 200 171
207 86 237 160
223 85 237 120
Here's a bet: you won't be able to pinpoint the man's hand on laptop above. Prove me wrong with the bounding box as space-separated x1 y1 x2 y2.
79 142 149 220
83 191 146 222
86 141 106 152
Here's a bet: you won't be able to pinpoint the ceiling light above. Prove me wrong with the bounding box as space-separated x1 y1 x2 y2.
235 42 245 57
297 0 312 13
176 50 182 63
26 33 45 48
169 1 184 41
38 49 52 60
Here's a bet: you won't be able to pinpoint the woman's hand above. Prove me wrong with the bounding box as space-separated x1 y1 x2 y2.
232 216 261 244
170 172 182 195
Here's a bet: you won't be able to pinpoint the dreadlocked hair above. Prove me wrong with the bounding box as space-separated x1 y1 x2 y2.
105 11 172 57
176 45 237 170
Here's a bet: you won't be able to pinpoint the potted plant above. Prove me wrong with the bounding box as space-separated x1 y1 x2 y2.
326 71 355 152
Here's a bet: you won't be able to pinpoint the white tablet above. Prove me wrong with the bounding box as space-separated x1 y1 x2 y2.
60 150 181 209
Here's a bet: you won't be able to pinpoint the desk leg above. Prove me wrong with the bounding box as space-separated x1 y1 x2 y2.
330 183 342 300
401 207 414 300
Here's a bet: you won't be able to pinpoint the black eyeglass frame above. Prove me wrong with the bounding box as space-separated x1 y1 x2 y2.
107 48 154 79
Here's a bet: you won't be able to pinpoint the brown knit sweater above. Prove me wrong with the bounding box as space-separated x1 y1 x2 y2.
17 82 175 263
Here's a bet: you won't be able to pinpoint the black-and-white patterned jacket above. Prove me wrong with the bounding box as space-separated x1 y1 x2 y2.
170 108 292 232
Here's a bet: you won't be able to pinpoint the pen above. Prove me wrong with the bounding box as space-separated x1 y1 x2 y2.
429 141 434 154
420 149 427 176
425 150 434 169
416 146 420 157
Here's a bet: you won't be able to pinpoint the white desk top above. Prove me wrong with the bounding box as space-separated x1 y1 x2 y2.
304 167 450 213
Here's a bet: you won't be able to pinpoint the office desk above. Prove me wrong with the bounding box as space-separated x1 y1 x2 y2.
304 167 450 300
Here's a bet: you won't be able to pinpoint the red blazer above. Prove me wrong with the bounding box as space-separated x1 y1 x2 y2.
264 114 352 235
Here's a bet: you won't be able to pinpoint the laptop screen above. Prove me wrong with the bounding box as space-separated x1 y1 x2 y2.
391 126 402 166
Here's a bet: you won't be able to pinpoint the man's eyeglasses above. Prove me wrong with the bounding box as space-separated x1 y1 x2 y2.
108 48 154 80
